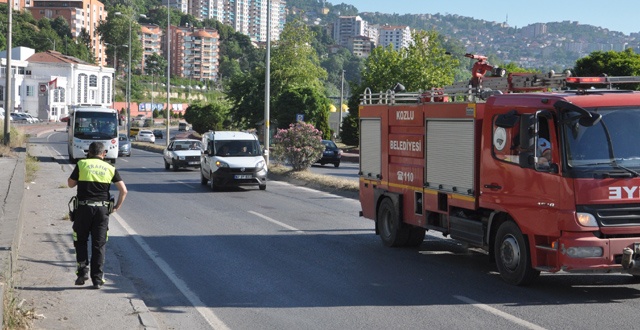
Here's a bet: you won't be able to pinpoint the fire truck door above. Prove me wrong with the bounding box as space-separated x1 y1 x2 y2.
483 112 565 227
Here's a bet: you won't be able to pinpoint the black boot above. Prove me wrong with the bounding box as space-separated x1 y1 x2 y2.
75 262 89 285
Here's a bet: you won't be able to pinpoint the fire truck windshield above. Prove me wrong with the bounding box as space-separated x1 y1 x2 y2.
565 107 640 171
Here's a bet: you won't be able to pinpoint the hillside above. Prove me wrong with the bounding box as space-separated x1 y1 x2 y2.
287 1 640 71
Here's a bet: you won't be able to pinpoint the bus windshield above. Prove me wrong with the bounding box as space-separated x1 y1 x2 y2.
73 112 118 139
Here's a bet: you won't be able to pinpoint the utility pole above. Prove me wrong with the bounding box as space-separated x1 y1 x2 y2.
4 4 13 145
339 70 344 138
264 0 271 165
165 3 171 147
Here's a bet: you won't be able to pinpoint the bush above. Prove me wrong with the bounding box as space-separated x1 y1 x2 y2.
272 122 325 171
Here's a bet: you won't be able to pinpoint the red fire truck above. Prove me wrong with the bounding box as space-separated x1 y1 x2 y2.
358 55 640 285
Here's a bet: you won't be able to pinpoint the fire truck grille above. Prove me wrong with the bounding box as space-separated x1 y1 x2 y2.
580 204 640 227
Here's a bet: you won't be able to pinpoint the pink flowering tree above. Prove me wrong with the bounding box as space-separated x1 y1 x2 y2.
272 122 325 171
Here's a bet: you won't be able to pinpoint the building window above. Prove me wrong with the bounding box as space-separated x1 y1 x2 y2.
89 74 97 87
26 85 34 97
77 74 87 103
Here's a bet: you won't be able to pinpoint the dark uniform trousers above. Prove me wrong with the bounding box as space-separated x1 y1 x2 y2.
73 204 109 282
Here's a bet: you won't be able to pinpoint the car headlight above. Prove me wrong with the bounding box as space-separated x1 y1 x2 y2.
256 159 265 169
178 156 185 160
215 160 229 168
576 212 598 227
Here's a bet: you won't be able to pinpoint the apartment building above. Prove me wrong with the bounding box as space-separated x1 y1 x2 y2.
140 24 164 73
28 0 108 66
348 35 373 57
168 26 220 80
187 0 285 42
378 25 412 51
333 16 367 48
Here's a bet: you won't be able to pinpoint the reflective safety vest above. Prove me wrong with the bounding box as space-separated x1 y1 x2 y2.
77 158 116 183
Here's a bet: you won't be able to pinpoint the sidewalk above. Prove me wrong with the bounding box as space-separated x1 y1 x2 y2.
0 124 157 329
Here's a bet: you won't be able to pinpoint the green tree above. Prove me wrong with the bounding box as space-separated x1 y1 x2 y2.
271 19 327 98
274 86 332 139
343 30 458 145
97 5 144 70
226 19 328 130
183 101 231 134
574 49 640 77
574 49 640 90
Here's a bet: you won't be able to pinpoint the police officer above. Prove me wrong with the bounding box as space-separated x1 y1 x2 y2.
68 142 127 289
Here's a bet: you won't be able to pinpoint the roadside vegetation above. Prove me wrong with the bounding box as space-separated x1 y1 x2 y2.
1 122 36 329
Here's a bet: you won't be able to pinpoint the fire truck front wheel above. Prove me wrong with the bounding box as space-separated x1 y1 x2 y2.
377 198 410 247
494 221 540 286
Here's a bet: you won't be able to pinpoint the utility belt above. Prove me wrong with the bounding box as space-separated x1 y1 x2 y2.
68 196 115 222
78 200 109 207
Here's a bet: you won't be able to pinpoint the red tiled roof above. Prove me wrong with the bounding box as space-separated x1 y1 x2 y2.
26 50 92 65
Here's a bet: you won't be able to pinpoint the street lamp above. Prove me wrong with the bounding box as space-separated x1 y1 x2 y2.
339 70 345 138
115 11 146 138
166 4 171 147
149 61 157 112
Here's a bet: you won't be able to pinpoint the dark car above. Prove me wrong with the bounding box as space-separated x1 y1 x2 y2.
153 129 164 139
316 140 342 167
118 134 131 157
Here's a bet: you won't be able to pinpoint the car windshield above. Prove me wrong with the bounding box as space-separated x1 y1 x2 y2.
564 106 640 169
322 140 337 149
119 135 128 141
214 140 261 156
173 141 203 150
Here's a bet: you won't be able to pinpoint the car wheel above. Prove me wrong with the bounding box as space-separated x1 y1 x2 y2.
164 160 170 170
494 221 540 286
200 171 208 185
259 184 266 190
172 161 179 171
209 172 217 191
334 162 340 168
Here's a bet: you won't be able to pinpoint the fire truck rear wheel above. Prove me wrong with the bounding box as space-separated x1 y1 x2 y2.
377 198 410 247
494 221 540 286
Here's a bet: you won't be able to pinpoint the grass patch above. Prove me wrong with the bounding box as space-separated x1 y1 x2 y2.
0 122 26 157
268 163 359 193
25 154 39 183
2 281 35 329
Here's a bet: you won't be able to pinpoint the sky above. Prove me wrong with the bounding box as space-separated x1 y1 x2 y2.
338 0 640 35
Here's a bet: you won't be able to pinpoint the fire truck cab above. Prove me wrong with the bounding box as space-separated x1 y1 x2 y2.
359 71 640 285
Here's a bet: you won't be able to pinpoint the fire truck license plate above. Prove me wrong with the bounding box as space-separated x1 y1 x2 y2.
234 174 252 179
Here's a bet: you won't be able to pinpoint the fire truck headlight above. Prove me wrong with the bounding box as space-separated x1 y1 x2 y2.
566 246 603 258
576 212 598 227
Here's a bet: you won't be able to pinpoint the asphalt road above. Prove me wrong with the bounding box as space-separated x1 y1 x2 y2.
38 131 640 329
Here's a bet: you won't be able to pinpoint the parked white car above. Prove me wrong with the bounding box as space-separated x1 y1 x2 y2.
136 130 156 143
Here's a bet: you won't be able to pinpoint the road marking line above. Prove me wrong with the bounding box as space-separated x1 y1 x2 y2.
113 213 230 330
453 295 546 330
248 210 305 234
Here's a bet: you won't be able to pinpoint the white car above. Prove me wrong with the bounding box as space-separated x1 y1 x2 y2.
163 139 203 171
136 130 156 143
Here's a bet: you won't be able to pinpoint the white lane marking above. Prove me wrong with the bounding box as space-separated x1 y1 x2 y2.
113 213 230 330
248 210 305 234
454 295 546 330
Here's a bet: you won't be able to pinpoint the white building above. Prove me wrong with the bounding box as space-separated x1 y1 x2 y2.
333 16 367 48
378 25 413 51
0 47 115 121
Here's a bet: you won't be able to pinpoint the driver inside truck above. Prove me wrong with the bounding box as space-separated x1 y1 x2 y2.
537 137 552 167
